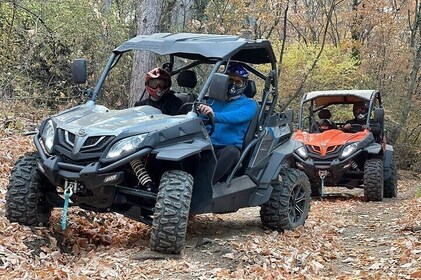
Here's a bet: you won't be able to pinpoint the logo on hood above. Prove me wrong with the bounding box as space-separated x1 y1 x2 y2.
77 129 87 137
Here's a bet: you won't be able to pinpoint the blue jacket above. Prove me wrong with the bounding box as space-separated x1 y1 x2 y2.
208 95 258 149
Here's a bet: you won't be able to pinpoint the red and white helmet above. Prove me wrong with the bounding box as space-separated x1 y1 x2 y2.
145 68 171 100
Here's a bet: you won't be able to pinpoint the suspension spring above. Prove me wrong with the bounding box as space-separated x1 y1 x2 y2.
130 158 152 187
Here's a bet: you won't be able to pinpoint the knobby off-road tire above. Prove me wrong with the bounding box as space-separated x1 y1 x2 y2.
150 170 193 254
5 153 53 226
383 158 398 198
363 158 384 201
260 168 311 230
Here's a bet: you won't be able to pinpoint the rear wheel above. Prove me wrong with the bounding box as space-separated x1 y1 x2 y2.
260 168 311 230
150 170 193 254
363 159 384 201
384 159 397 198
5 153 53 226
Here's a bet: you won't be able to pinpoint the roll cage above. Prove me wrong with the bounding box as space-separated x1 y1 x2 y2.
298 90 382 131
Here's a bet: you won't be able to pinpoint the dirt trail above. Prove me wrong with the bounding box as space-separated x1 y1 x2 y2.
1 168 420 279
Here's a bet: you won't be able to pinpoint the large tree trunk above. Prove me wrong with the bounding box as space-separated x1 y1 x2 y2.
389 1 421 143
129 0 164 107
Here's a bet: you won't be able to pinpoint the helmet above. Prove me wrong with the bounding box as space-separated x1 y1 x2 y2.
145 68 171 100
353 102 368 121
226 63 248 98
319 119 333 132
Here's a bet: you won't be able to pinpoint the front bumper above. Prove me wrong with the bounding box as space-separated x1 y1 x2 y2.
293 151 363 186
35 134 151 191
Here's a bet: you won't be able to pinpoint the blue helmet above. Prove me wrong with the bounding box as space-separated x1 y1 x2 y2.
226 64 248 98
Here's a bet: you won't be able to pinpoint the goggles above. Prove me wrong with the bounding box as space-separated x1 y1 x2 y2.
148 78 169 89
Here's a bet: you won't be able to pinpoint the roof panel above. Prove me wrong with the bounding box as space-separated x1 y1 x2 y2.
303 90 377 106
113 33 274 64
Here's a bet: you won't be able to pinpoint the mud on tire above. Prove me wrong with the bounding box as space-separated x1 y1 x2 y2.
363 158 384 201
150 170 193 254
383 158 397 198
5 153 53 226
260 168 311 230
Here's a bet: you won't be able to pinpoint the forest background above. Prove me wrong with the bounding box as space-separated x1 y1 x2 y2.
1 0 421 170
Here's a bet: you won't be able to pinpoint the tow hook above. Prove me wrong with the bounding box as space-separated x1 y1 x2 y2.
318 170 329 197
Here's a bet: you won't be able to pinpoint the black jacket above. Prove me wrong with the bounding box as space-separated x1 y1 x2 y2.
135 91 183 116
343 118 382 137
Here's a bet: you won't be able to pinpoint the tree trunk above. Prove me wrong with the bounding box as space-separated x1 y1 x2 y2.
390 1 421 143
129 0 164 107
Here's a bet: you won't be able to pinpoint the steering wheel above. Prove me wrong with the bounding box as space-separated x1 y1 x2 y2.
202 113 215 136
177 102 194 114
342 123 364 133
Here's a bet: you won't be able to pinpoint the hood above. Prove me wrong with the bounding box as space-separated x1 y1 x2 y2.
294 129 369 156
50 104 188 136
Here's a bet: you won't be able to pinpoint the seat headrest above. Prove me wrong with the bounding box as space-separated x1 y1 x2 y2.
177 70 197 88
318 108 331 119
243 80 256 98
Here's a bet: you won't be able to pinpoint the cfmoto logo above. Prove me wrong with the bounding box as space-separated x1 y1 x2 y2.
77 129 87 137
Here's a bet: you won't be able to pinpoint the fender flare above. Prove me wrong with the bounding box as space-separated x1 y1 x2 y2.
259 139 296 186
153 139 212 161
363 143 382 155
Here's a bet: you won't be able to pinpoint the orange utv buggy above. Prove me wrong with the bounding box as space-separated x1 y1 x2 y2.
292 90 397 201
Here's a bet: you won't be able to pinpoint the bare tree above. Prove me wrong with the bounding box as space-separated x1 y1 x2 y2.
391 0 421 142
128 0 165 106
280 0 345 110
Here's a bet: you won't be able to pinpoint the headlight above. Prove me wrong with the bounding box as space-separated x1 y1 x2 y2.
105 134 148 159
295 146 308 159
341 143 358 158
41 120 55 153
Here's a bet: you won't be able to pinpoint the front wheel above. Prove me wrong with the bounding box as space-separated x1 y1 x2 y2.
363 158 384 201
150 170 193 254
260 168 311 230
5 153 53 226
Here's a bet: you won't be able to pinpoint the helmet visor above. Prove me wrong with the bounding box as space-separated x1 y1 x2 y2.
147 78 169 90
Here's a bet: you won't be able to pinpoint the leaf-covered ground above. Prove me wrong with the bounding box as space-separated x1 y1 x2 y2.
1 103 420 279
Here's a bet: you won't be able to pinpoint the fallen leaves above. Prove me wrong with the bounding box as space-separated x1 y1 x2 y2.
0 102 421 279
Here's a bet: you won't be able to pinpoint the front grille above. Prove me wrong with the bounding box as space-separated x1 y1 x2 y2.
306 145 342 159
60 153 98 166
57 129 74 151
56 129 114 154
81 135 114 153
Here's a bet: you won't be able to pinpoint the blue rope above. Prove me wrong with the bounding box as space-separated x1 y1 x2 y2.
61 188 72 230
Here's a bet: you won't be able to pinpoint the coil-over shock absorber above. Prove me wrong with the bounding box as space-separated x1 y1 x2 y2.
130 158 154 191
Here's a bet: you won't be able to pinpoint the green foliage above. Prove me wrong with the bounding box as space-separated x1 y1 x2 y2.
0 0 136 109
280 43 366 93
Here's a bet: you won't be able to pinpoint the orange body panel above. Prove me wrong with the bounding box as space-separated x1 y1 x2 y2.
294 129 369 156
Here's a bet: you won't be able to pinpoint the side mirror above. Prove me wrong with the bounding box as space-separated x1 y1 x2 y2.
72 59 87 84
373 108 384 123
208 73 229 101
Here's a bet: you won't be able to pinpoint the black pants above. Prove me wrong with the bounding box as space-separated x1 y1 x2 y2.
213 146 241 184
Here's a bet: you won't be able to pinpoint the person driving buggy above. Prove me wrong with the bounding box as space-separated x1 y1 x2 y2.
342 102 381 136
198 63 258 184
135 67 183 115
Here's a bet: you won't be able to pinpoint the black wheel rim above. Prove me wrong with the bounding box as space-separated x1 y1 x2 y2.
288 183 306 223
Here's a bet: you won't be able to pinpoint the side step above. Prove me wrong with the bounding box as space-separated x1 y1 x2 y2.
210 175 258 213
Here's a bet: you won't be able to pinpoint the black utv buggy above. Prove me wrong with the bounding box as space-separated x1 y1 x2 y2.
6 33 311 254
292 90 397 201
